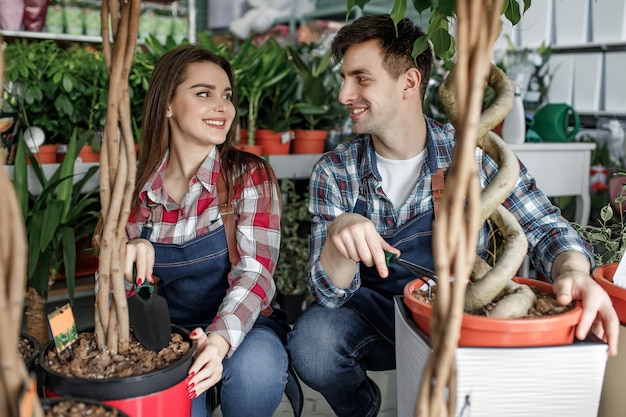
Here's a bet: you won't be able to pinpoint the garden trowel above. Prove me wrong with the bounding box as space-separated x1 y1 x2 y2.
127 280 171 352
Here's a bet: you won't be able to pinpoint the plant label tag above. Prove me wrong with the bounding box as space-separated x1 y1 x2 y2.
18 375 37 417
47 303 78 355
281 131 292 144
612 257 626 289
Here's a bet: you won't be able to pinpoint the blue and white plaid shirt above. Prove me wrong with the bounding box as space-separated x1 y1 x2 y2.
308 117 592 307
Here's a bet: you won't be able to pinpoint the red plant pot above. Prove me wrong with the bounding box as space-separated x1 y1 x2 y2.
40 326 196 417
403 277 583 347
592 263 626 324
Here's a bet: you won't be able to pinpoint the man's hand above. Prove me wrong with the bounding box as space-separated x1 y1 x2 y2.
552 251 619 356
321 213 400 288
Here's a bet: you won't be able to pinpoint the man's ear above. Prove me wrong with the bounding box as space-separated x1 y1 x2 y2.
403 67 422 100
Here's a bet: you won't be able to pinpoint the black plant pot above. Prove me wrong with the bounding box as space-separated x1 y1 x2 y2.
20 331 41 374
276 292 307 324
41 397 129 417
39 325 196 417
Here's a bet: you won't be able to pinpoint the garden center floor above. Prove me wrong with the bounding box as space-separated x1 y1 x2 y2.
44 277 398 417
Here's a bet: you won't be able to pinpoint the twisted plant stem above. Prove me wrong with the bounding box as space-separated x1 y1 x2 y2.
94 0 140 354
415 1 504 416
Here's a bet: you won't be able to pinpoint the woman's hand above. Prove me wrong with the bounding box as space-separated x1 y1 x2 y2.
125 238 155 284
187 329 230 399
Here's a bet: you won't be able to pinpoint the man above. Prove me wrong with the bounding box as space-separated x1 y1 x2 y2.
287 14 618 417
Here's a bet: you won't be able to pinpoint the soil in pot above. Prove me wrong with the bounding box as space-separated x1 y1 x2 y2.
404 277 581 347
42 398 128 417
40 327 195 417
19 332 41 373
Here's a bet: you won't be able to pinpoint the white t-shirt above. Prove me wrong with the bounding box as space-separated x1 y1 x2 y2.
376 149 426 209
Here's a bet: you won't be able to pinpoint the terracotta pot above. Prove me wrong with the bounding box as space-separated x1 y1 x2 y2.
255 129 292 155
592 263 626 324
78 146 100 163
403 277 583 347
34 144 59 164
235 144 263 156
292 129 327 154
40 325 196 417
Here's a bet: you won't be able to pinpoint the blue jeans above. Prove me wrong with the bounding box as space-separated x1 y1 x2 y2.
191 327 288 417
287 304 395 417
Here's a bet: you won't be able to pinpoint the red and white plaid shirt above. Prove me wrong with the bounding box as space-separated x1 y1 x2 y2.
126 147 281 356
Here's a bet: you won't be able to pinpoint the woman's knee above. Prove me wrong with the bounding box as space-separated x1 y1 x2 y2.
224 329 288 389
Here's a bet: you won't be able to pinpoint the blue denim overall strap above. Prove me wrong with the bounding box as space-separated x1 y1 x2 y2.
141 224 231 331
344 167 443 343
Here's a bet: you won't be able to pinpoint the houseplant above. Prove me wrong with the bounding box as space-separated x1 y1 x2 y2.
287 44 348 154
232 37 293 153
274 179 311 323
3 40 109 145
574 180 626 322
13 128 100 345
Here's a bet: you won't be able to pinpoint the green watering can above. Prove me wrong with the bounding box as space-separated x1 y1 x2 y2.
531 103 580 142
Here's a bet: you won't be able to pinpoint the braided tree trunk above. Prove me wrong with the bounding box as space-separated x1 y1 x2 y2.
94 0 140 354
415 1 534 416
0 36 43 417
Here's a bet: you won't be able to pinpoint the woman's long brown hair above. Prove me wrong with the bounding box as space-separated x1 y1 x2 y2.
134 45 276 212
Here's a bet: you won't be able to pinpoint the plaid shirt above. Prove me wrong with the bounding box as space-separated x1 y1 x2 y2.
309 117 592 308
126 147 281 356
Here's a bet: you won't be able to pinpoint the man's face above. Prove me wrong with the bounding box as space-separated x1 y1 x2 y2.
338 40 404 137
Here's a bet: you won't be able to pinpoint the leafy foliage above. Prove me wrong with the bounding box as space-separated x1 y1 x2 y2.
349 0 532 69
275 180 310 296
574 194 626 267
4 40 108 143
287 44 349 131
13 129 100 301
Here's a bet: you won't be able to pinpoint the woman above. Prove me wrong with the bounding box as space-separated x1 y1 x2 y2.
125 45 287 417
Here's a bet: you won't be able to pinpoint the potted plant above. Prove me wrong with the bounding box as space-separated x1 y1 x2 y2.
574 178 626 322
13 129 100 346
274 179 311 323
228 38 293 154
4 40 109 147
254 53 300 155
287 44 348 154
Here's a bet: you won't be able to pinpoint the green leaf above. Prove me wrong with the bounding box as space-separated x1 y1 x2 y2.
430 27 452 60
347 0 371 20
600 204 614 222
13 133 29 217
412 36 430 59
412 0 431 14
503 0 522 25
391 0 408 33
40 199 64 252
61 226 76 304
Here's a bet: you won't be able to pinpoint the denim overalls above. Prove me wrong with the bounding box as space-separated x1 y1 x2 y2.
344 148 442 343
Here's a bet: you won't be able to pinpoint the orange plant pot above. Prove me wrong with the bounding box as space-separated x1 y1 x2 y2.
33 144 59 164
292 129 327 154
235 144 263 156
403 276 583 347
255 129 292 155
78 145 100 163
592 263 626 324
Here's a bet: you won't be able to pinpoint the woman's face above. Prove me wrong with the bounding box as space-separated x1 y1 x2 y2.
166 61 236 150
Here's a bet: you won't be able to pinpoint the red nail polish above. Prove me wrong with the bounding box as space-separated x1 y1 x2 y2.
188 371 195 378
189 390 196 399
190 331 197 337
188 382 195 390
137 277 143 285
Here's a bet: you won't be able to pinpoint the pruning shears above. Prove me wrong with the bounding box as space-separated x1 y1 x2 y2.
384 250 437 296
